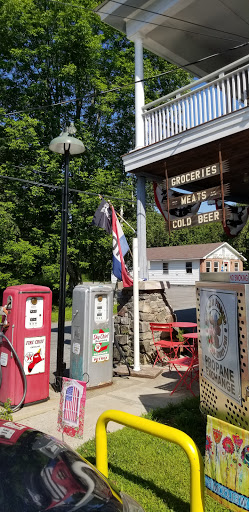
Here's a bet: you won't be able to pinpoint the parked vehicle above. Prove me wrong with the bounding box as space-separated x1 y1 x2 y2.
0 419 144 511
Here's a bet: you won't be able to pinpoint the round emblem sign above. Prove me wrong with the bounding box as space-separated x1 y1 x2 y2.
204 293 228 361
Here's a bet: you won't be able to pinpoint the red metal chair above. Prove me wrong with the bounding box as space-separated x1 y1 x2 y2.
150 323 184 368
182 332 199 356
169 352 199 396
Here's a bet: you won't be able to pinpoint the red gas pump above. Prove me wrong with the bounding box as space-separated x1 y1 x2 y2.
0 284 52 408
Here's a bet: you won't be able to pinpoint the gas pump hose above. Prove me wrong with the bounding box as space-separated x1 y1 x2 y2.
0 332 27 412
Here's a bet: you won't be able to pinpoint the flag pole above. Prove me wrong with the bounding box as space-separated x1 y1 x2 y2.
115 210 136 234
133 237 140 371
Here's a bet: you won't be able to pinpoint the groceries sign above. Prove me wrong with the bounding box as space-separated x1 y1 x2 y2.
168 161 228 188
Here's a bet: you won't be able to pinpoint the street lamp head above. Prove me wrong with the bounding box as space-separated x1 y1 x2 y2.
49 125 85 155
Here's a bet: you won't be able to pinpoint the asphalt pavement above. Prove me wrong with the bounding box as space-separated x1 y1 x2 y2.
13 286 198 450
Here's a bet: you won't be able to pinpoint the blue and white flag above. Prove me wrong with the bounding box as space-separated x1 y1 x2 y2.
111 205 133 287
92 200 133 287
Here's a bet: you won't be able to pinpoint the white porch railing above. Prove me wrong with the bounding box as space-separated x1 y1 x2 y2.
143 55 249 147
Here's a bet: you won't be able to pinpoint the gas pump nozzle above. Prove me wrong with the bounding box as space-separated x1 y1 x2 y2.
0 305 10 332
0 306 8 317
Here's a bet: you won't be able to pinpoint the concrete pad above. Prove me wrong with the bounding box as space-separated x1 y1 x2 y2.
114 364 163 378
11 369 198 451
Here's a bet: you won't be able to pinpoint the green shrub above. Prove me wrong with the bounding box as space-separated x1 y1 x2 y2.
0 398 13 421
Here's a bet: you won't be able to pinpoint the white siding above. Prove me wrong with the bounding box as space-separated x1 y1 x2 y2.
148 259 200 285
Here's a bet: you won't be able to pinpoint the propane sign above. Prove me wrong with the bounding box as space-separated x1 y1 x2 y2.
24 336 46 375
92 328 110 363
229 272 249 283
200 289 241 403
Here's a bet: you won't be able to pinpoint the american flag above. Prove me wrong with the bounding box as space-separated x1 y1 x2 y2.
63 385 80 426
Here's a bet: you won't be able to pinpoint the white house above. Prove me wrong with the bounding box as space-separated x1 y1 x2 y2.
147 242 246 285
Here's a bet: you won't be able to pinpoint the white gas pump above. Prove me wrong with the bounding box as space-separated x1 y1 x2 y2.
70 284 114 388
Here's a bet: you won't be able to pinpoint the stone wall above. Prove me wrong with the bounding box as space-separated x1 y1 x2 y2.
114 281 175 365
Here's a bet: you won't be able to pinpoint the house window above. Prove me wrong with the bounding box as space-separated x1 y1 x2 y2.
214 261 219 272
186 261 192 274
234 262 239 271
206 261 211 272
163 262 168 274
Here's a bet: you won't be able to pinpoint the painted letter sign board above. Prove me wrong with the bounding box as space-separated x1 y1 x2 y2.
168 160 228 188
167 184 229 209
200 289 241 404
230 273 249 284
168 208 229 231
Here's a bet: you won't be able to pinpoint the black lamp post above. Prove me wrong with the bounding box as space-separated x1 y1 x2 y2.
49 124 85 390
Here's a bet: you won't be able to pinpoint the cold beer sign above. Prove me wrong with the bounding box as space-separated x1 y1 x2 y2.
168 208 229 231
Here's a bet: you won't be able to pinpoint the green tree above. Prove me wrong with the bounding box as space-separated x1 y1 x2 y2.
0 0 191 298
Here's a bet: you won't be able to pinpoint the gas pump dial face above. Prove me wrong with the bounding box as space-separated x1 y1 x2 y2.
25 297 43 329
94 295 107 322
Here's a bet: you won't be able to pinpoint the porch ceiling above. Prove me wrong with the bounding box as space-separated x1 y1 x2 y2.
132 129 249 205
95 0 249 77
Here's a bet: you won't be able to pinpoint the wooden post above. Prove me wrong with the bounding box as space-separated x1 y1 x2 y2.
164 161 171 236
218 143 226 228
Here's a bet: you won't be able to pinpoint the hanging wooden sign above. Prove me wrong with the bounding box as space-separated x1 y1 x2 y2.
167 208 230 231
168 161 229 188
219 145 226 228
166 184 230 209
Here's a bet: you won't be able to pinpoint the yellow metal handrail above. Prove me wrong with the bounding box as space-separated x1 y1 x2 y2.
95 409 204 512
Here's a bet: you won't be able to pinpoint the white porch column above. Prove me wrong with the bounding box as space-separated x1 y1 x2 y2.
134 36 144 148
134 36 148 280
137 175 148 279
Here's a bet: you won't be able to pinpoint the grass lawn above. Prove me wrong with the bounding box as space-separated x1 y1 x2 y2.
77 397 228 512
52 304 117 322
51 306 72 323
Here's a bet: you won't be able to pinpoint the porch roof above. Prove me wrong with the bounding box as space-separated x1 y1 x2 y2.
95 1 249 77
